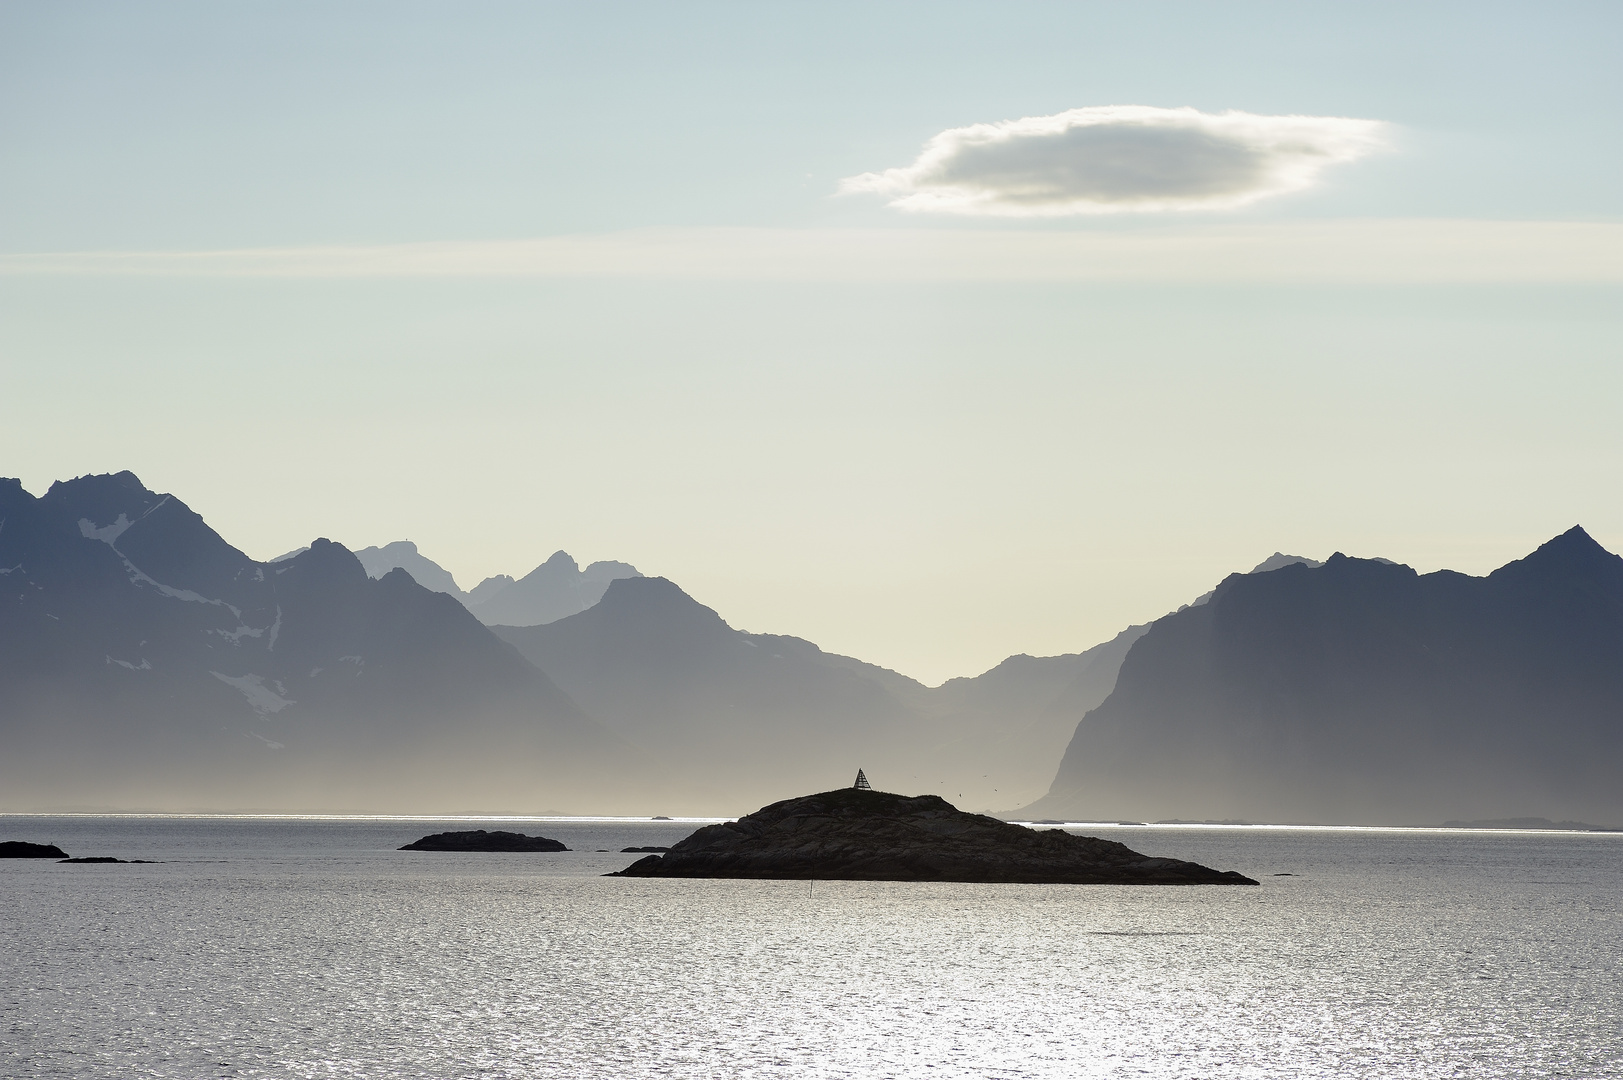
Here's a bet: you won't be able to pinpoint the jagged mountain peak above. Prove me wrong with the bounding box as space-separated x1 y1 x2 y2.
42 470 166 523
1490 525 1623 591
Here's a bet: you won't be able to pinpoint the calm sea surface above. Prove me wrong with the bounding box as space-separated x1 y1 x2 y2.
2 815 1620 1079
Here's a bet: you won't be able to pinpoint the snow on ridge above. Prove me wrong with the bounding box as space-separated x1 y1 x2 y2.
78 514 246 615
267 606 282 650
78 514 134 544
106 655 152 671
212 672 295 715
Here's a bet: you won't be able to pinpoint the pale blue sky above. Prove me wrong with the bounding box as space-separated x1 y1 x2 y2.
3 2 1621 681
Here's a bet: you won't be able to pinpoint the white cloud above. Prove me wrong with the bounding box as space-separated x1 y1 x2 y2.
840 105 1387 216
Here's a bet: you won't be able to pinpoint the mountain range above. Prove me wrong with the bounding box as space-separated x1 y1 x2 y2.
0 472 620 812
293 540 642 627
5 470 1619 824
1021 527 1623 826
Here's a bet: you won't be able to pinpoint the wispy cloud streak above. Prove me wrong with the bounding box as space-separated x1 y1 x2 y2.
841 106 1387 216
2 222 1621 282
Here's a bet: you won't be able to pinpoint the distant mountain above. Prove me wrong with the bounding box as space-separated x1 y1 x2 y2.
354 541 470 602
465 551 640 627
350 542 640 627
493 578 1150 812
0 472 623 813
493 577 929 809
1020 528 1623 826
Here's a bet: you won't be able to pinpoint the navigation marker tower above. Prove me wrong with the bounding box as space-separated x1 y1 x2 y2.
853 769 871 791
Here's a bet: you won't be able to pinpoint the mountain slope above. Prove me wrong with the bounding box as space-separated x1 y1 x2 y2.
1021 527 1623 826
0 472 622 812
494 578 1149 812
493 577 929 809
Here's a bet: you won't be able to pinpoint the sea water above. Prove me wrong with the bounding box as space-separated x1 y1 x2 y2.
2 815 1619 1079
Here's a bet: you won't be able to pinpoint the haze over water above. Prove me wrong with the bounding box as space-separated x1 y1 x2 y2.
5 816 1619 1078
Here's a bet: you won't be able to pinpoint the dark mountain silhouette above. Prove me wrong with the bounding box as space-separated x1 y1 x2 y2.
1020 527 1623 826
0 472 621 812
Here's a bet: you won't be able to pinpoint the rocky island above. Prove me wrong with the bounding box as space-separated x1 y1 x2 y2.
612 788 1257 884
400 829 568 852
1 841 69 858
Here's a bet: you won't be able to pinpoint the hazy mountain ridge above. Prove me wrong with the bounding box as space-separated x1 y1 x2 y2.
495 578 1151 811
1022 527 1623 826
2 470 1135 815
351 541 641 627
16 471 1614 824
0 471 621 812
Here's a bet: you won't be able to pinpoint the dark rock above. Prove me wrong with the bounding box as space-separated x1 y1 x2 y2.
0 841 68 858
1028 527 1623 827
400 829 568 852
621 846 671 853
611 788 1257 885
59 856 126 863
651 816 672 820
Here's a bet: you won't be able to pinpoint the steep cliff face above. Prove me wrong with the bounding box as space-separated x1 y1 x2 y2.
1023 528 1623 826
0 472 618 812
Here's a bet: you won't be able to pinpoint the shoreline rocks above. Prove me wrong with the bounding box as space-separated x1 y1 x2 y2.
612 788 1258 885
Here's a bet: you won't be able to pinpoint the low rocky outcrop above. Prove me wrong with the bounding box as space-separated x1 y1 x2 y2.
1 841 68 858
612 788 1257 884
400 829 568 852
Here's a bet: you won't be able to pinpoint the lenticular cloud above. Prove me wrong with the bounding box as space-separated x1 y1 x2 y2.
840 106 1387 216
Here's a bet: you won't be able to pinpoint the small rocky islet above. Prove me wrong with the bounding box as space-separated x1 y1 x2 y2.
400 829 569 852
613 787 1258 885
1 841 69 859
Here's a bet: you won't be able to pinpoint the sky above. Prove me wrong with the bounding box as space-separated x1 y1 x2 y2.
3 1 1622 683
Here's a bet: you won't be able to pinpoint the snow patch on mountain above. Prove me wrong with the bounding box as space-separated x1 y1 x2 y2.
212 672 295 715
78 514 134 544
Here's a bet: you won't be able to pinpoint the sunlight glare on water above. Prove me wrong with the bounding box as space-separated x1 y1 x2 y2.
2 817 1620 1078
